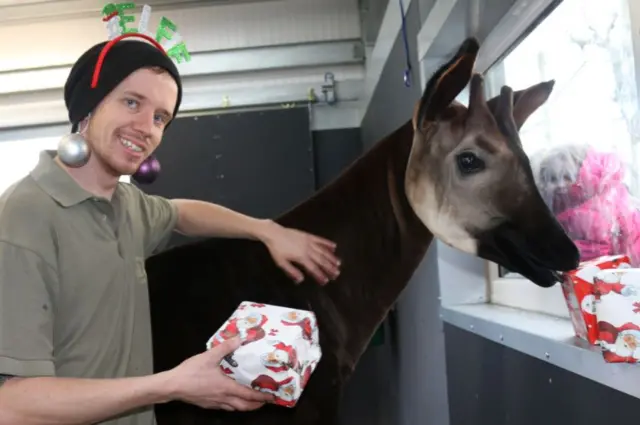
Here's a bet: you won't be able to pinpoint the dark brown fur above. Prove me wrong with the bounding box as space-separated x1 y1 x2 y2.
147 118 431 425
145 37 577 424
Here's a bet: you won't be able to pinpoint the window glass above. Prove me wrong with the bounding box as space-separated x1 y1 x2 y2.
0 137 131 197
484 0 640 273
0 138 59 196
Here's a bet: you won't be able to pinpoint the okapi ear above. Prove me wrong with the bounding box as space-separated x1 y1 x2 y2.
486 80 555 130
412 37 480 130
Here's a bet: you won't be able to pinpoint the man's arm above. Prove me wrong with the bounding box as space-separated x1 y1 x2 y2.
170 199 342 283
129 186 340 283
0 241 171 425
0 340 275 424
171 199 274 241
0 372 174 425
128 184 274 254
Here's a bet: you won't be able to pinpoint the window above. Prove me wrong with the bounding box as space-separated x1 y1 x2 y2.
483 0 640 317
0 136 131 197
0 137 59 195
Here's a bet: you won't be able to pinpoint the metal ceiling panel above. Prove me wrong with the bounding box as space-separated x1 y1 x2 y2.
0 40 364 95
0 0 277 23
0 64 365 129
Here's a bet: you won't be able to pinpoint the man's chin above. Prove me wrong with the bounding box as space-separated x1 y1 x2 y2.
107 161 141 179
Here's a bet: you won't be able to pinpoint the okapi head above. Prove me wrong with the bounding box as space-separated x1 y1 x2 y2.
405 37 580 287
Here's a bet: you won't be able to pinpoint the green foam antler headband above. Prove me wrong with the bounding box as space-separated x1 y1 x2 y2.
94 2 192 88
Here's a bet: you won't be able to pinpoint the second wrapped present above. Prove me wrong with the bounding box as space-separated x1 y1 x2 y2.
593 269 640 363
560 255 631 344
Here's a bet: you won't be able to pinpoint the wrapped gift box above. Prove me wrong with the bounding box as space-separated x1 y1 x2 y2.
560 255 631 344
206 301 322 407
593 269 640 363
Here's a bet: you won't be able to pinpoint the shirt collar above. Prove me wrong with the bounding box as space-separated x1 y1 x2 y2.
30 150 95 208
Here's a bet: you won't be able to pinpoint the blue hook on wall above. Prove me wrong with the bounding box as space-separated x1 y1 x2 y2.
399 0 412 87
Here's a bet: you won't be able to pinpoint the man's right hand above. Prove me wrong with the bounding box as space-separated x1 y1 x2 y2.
0 338 275 425
166 337 275 411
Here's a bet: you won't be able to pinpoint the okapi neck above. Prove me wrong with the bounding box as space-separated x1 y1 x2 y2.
277 119 434 369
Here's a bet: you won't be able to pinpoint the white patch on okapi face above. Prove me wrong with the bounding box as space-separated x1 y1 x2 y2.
405 178 479 255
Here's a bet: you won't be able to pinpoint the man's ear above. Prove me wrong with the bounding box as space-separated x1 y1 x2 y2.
78 116 89 134
412 37 480 130
486 80 555 130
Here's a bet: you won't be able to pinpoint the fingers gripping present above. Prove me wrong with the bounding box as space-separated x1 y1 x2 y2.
169 335 275 411
210 337 242 360
209 338 274 406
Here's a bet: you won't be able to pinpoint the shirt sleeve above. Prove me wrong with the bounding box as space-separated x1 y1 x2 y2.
127 185 179 258
0 241 57 377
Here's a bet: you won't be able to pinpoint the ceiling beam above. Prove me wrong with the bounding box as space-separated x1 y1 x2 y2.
0 63 365 129
0 39 365 95
416 0 461 62
0 0 277 23
475 0 560 73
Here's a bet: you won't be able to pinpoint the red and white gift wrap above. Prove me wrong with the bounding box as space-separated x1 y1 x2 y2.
593 269 640 363
560 255 631 344
206 301 322 407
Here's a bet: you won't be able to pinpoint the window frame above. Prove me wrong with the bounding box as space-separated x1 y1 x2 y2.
482 0 640 319
487 263 571 319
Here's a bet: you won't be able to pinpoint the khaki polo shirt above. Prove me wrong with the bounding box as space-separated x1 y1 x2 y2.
0 150 179 425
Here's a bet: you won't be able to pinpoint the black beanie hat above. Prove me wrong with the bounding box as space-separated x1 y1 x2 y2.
64 39 183 131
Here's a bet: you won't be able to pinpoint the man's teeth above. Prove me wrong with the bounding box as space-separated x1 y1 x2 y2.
120 138 142 152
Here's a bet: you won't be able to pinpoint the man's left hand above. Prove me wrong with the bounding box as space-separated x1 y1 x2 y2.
260 221 341 285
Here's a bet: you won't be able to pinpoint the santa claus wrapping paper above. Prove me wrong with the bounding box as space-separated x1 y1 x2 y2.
593 269 640 363
206 301 322 407
560 255 631 344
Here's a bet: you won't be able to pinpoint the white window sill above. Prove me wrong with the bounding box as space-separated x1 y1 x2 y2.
489 275 571 319
441 303 640 400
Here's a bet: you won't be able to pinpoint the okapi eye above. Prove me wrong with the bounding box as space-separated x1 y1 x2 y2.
456 152 485 175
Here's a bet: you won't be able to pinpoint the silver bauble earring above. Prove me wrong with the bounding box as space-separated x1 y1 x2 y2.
57 133 91 167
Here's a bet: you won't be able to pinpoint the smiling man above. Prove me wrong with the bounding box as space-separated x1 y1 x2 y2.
0 38 340 425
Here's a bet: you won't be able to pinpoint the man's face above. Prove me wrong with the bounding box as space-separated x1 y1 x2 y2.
84 67 178 177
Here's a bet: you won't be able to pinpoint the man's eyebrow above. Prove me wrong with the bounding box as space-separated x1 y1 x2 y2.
123 91 171 118
124 90 146 100
157 108 172 119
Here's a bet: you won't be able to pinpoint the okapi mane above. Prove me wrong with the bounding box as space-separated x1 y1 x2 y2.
147 118 432 425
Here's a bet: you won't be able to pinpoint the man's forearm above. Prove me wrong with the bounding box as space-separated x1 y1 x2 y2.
0 372 174 425
171 199 274 241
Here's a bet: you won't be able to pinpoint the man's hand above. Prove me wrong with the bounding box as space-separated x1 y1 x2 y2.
260 221 341 284
167 338 274 411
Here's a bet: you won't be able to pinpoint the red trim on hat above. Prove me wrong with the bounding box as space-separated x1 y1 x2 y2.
91 33 167 89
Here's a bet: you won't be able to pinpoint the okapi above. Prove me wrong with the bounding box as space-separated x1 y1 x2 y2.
147 37 580 425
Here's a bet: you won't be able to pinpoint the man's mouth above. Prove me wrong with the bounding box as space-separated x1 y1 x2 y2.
119 137 144 154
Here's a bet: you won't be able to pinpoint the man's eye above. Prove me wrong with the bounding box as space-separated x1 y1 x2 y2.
154 114 168 125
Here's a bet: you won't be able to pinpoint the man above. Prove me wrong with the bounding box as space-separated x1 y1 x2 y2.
0 38 341 425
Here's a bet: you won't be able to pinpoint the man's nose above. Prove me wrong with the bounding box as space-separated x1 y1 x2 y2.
132 111 154 138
